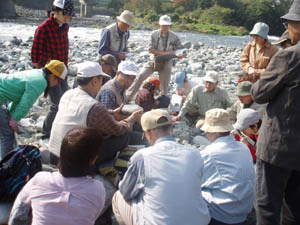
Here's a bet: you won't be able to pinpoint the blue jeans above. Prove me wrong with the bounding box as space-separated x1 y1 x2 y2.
0 107 15 160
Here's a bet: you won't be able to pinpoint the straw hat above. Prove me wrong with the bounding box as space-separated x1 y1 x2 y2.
201 109 233 133
117 10 134 26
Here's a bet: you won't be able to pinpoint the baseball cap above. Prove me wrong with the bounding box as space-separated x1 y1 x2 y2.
53 0 75 17
203 71 218 83
149 77 160 89
201 109 233 133
101 54 118 72
159 15 172 26
236 81 253 96
77 61 111 80
117 10 134 26
233 108 261 131
141 109 172 131
118 60 139 76
45 60 68 79
173 71 187 90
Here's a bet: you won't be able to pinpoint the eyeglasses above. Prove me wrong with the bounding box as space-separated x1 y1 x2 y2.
120 72 136 81
283 22 288 29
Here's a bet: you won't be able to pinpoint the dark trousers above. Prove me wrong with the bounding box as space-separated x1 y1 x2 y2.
209 218 245 225
43 79 69 138
0 107 15 160
255 159 300 225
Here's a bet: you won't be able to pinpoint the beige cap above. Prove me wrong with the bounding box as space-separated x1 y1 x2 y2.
203 71 218 83
141 109 172 131
45 60 67 80
201 108 233 132
117 10 134 26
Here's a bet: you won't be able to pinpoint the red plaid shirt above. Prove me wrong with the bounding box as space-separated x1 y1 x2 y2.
135 88 156 112
31 14 69 68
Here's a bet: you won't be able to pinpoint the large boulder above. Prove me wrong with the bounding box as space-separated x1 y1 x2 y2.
0 0 16 18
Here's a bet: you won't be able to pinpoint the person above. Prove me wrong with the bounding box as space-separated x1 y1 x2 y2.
9 127 106 225
251 1 300 223
240 22 278 82
173 70 198 100
31 0 75 139
97 60 139 110
112 109 211 225
135 77 170 112
97 10 134 64
0 60 67 160
273 30 292 49
48 61 143 167
228 81 266 121
173 71 232 127
200 108 255 225
232 108 262 163
126 15 184 99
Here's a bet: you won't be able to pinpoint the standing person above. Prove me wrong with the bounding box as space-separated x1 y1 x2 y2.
252 1 300 224
31 0 75 139
126 15 184 100
112 109 211 225
0 60 67 160
240 22 278 82
97 10 134 64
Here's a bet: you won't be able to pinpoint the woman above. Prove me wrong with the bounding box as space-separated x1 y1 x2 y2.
0 60 67 160
31 0 75 138
240 22 278 82
9 127 106 225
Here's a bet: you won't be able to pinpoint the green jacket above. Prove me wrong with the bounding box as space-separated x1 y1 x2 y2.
0 69 47 121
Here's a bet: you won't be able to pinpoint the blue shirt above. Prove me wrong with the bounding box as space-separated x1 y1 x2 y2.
200 135 255 224
98 79 124 110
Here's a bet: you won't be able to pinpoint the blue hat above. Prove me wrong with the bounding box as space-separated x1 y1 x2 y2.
173 71 187 90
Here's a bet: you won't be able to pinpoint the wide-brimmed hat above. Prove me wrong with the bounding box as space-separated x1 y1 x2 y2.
53 0 75 17
236 81 253 96
118 60 139 76
159 15 172 26
77 61 111 79
141 109 172 131
101 54 118 72
173 71 187 90
201 109 233 133
233 108 261 131
249 22 269 40
281 0 300 21
273 30 291 46
117 10 134 26
203 71 218 83
45 60 68 79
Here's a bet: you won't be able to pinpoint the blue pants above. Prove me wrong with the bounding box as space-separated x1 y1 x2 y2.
0 107 15 160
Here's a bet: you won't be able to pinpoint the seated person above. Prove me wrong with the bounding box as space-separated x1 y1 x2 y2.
273 30 292 50
173 71 232 128
112 109 211 225
200 108 255 225
232 108 262 163
173 70 198 100
10 127 106 225
228 81 266 121
135 77 170 112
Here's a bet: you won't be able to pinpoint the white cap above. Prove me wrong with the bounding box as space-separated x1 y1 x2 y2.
203 71 218 83
118 60 139 76
233 108 261 131
77 61 111 79
159 15 172 26
53 0 64 9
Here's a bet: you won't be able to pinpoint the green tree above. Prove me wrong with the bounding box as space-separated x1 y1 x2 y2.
200 4 234 25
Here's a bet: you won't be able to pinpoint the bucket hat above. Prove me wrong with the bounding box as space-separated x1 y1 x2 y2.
45 60 68 80
53 0 75 17
201 109 233 133
159 15 172 26
77 61 111 79
173 71 187 90
249 22 269 40
141 109 172 131
236 81 253 96
117 10 134 26
233 108 261 131
118 60 139 76
281 0 300 21
203 71 218 84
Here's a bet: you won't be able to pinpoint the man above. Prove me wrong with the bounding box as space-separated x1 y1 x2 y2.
48 61 143 166
126 15 184 99
173 71 232 127
251 1 300 223
0 60 67 160
228 81 265 121
97 10 134 64
97 60 138 110
200 108 255 225
112 109 210 225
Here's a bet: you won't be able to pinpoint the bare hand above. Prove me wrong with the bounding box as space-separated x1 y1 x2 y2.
131 109 144 123
177 53 184 59
32 63 40 69
240 137 249 145
117 52 126 60
113 105 126 121
172 116 181 122
9 118 19 133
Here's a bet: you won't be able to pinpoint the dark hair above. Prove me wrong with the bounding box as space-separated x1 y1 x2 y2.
215 132 231 137
249 119 262 130
58 127 103 177
152 116 172 132
46 6 63 18
77 76 101 86
143 81 156 92
42 67 53 98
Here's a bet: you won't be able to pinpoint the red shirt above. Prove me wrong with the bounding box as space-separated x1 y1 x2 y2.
31 14 69 68
135 88 155 112
234 134 257 163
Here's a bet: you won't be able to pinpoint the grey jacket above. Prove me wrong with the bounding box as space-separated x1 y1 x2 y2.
252 43 300 170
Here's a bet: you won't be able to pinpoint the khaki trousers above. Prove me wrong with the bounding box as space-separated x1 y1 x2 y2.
126 60 173 100
112 191 134 225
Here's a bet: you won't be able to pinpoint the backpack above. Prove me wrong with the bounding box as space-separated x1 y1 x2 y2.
0 145 42 202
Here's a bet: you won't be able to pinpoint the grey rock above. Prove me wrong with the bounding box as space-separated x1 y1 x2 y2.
0 55 9 62
192 135 210 146
182 41 192 49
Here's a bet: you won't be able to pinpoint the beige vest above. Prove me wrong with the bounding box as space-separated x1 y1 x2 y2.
106 23 129 52
49 88 98 157
98 79 125 109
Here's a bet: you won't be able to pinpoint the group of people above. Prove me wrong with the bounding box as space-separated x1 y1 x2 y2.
1 0 300 224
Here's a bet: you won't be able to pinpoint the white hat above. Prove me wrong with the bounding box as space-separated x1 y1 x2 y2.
53 0 64 8
233 108 261 131
203 71 218 83
77 61 111 79
201 109 233 133
159 15 172 26
118 60 139 76
117 10 134 26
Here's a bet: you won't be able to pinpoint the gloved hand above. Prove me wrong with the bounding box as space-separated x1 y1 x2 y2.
9 117 19 133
